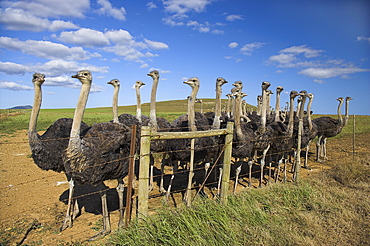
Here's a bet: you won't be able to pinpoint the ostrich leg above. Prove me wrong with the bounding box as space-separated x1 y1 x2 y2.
248 160 253 187
259 145 270 188
60 178 79 231
116 179 125 228
303 140 312 169
233 162 242 194
89 182 111 241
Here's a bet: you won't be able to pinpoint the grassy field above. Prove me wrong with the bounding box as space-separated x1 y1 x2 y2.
1 101 369 245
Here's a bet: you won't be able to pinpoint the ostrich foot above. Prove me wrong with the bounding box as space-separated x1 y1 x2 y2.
88 228 111 241
302 165 312 170
60 217 73 232
159 187 167 194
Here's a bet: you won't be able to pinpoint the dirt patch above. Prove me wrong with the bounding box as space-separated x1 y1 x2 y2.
0 130 367 245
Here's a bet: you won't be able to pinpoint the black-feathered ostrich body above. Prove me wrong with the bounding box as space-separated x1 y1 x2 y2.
28 73 90 231
65 70 131 240
168 78 216 163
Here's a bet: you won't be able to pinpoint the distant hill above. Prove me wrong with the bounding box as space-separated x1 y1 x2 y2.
7 105 32 109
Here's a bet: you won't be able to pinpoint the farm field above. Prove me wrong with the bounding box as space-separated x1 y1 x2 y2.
0 106 369 245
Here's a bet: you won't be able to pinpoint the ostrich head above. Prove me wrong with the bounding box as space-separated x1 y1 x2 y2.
290 90 300 99
183 77 200 88
299 90 308 97
32 73 45 85
307 93 314 100
266 89 273 95
107 79 120 87
336 97 344 103
346 96 353 101
261 81 271 91
71 70 92 84
276 86 284 93
216 77 228 87
147 70 160 79
135 80 145 89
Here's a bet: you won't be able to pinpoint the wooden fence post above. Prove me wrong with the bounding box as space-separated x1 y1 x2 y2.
138 126 150 220
221 122 234 205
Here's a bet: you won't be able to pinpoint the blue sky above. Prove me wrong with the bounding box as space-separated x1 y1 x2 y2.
0 0 369 115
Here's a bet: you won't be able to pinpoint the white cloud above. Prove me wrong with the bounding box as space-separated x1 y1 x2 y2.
357 36 370 44
279 45 324 58
313 79 325 84
0 60 109 77
97 0 126 21
298 67 370 79
240 42 266 55
228 42 239 48
0 81 33 91
226 14 243 21
2 0 90 18
211 29 224 34
162 17 185 26
147 2 158 10
144 39 169 50
0 37 90 60
140 63 149 69
0 8 79 32
0 61 31 75
58 28 110 47
105 29 134 45
44 75 104 92
268 53 297 65
163 0 213 15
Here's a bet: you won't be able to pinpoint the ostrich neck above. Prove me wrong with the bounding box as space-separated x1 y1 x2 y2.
344 99 350 126
307 97 313 131
112 85 119 124
135 86 142 123
188 86 198 132
260 89 267 132
299 96 307 120
234 94 244 139
226 96 231 117
274 92 281 122
287 96 295 136
149 77 158 130
337 100 343 125
69 83 91 145
28 83 42 134
212 85 222 129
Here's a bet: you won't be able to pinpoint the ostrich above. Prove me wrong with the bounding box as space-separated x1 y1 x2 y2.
166 77 216 200
313 97 344 162
146 70 172 193
65 70 132 240
28 73 89 231
225 93 232 118
212 77 228 130
134 80 146 124
233 81 273 190
301 92 318 169
268 90 301 182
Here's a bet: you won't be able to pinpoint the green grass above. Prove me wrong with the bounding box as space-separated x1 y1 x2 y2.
105 157 370 246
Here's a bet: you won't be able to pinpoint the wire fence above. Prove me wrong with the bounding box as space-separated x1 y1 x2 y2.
0 115 364 243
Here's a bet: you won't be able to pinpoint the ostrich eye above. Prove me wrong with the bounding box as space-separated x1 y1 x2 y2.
84 73 88 76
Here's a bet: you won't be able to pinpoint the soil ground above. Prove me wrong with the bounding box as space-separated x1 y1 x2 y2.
0 129 368 245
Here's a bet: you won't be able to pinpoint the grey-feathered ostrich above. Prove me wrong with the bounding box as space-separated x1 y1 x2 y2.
312 97 344 162
28 73 89 231
166 77 216 199
268 90 301 182
146 70 172 193
65 70 132 240
233 81 273 191
301 92 318 169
